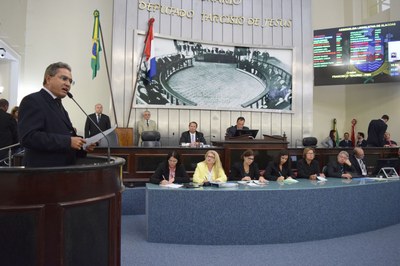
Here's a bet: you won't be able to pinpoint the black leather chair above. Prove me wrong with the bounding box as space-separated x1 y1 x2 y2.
141 131 161 147
302 137 318 147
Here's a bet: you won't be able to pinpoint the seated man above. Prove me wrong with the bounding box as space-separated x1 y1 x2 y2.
349 147 368 177
384 132 397 147
339 132 352 147
326 151 356 179
137 110 157 146
179 121 206 146
356 132 367 147
226 116 249 137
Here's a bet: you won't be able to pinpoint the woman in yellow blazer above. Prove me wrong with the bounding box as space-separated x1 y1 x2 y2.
193 150 227 184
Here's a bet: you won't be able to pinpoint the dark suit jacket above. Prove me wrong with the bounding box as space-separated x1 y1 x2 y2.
0 109 18 160
367 119 387 147
263 161 293 181
229 161 260 181
296 159 321 178
179 131 206 144
326 160 356 178
18 89 85 167
349 155 367 177
226 125 250 137
84 113 111 138
149 161 189 184
356 139 367 147
339 140 353 147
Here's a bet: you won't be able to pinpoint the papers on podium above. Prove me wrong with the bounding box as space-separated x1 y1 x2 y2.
83 125 117 149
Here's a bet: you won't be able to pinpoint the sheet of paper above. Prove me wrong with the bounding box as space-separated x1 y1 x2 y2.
83 125 117 149
160 183 183 188
317 176 327 181
283 178 299 184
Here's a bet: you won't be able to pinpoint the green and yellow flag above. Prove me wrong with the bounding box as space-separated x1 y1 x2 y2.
91 10 102 79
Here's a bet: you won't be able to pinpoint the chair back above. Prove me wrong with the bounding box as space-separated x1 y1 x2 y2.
303 137 318 147
142 141 161 147
141 131 161 141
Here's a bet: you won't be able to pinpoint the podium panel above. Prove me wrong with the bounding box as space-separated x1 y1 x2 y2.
0 156 125 266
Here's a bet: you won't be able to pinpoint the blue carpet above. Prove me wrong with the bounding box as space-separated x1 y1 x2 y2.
121 215 400 266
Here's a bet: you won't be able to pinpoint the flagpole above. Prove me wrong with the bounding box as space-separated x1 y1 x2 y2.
126 18 155 128
98 20 118 126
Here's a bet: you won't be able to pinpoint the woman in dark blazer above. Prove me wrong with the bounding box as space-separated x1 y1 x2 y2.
263 149 294 182
150 150 189 185
229 149 262 181
296 147 325 179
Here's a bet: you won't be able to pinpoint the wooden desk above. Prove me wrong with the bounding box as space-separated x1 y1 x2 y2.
74 147 400 184
212 140 289 174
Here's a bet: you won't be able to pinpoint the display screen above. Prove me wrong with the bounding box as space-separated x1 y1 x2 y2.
313 21 400 86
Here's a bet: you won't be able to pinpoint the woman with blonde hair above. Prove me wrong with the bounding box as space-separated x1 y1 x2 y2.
193 150 227 184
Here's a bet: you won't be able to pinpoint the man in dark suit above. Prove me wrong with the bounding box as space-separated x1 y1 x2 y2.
179 121 206 146
18 62 96 167
367 115 389 147
0 99 18 164
226 116 249 137
349 147 368 177
356 132 367 147
84 103 111 138
339 132 353 147
326 150 356 179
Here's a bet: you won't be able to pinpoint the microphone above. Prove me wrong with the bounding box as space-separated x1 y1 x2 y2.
67 92 111 163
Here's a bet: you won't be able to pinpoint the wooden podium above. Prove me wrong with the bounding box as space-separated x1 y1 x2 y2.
115 127 134 146
263 134 287 142
0 156 125 266
225 134 254 141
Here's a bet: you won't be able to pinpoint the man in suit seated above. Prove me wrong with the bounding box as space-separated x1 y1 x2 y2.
339 132 353 147
84 103 111 138
179 121 206 147
384 132 397 147
349 147 368 177
356 132 367 147
326 151 356 179
226 116 249 137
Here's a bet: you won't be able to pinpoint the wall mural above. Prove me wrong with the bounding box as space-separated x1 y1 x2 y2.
134 34 293 111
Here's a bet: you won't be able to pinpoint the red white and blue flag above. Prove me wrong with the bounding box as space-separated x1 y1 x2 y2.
144 18 156 80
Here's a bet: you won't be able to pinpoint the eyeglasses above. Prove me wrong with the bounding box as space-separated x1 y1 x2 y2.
58 75 75 86
207 155 215 159
246 157 255 160
306 152 314 155
168 159 178 163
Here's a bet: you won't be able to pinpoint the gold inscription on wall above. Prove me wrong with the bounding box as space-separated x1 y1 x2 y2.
202 0 242 5
138 1 293 28
138 1 194 18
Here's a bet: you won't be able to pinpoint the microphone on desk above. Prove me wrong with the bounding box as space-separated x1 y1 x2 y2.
67 92 111 163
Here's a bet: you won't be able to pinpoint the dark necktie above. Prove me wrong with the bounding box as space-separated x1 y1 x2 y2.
55 98 63 111
146 120 149 127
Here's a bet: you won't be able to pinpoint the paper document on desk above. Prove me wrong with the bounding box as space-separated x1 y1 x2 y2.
283 178 299 184
83 125 117 149
160 183 183 188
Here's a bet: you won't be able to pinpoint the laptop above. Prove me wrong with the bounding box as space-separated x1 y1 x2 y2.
376 167 400 179
234 129 259 138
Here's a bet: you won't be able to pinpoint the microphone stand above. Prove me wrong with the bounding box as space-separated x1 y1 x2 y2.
67 92 111 163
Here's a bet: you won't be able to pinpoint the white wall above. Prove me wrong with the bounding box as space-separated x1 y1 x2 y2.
22 0 113 136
